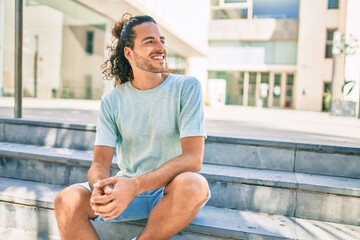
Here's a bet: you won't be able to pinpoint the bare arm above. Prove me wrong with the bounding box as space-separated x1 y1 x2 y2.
87 145 115 189
91 136 205 220
133 136 204 194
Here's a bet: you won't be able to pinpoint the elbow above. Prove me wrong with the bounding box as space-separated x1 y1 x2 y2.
190 156 203 173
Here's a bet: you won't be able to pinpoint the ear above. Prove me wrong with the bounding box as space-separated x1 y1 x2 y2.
124 47 133 61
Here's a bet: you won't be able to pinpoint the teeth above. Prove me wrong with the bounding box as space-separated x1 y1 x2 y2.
152 56 163 60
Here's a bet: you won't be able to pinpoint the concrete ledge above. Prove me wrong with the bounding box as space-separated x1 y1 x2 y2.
202 164 360 197
2 117 359 154
2 143 360 198
0 121 4 142
1 178 360 240
0 142 118 185
0 118 96 131
1 118 96 150
2 143 360 224
295 151 360 179
296 192 360 226
0 177 63 209
204 141 295 171
0 227 60 240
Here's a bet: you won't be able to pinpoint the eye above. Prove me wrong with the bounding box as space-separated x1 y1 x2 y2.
145 40 153 44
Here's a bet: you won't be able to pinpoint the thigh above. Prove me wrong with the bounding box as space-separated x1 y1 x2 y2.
56 184 98 219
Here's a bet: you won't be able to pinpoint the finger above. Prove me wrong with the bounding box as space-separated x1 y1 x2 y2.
90 194 113 204
93 177 117 189
93 202 117 216
103 185 113 195
102 200 130 220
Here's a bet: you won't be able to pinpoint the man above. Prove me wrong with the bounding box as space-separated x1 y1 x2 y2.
54 14 210 240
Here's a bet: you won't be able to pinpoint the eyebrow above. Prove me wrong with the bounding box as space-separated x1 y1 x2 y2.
141 36 165 42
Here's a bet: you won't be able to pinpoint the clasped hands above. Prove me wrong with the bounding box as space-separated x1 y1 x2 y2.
90 177 138 220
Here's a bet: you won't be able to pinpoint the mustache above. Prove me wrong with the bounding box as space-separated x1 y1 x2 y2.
149 50 165 56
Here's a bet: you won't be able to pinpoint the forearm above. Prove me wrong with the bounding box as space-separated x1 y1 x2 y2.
88 162 111 188
133 154 202 194
88 145 115 188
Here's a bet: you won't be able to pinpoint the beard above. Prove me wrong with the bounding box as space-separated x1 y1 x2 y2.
133 50 166 73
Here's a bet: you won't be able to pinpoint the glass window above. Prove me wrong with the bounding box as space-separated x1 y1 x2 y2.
238 72 244 106
259 73 269 107
273 74 281 107
322 82 331 111
226 71 244 105
86 31 94 54
209 40 297 65
328 0 339 9
167 53 186 74
225 0 247 3
5 0 113 100
325 29 337 58
285 74 294 108
211 0 220 6
211 8 248 19
253 0 299 19
248 72 257 106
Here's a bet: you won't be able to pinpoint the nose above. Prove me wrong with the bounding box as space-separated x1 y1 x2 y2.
155 40 166 52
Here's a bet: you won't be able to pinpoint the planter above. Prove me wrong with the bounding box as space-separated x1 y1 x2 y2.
331 99 356 117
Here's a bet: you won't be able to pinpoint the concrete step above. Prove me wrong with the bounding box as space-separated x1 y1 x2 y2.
0 118 96 151
1 143 360 225
2 118 360 179
205 136 360 179
0 227 60 240
1 178 360 240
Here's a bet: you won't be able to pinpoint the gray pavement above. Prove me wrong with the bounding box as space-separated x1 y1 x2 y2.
1 97 360 146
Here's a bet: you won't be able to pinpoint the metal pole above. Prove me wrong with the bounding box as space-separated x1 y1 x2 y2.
34 35 38 98
14 0 23 118
358 67 360 119
0 0 4 96
330 54 337 114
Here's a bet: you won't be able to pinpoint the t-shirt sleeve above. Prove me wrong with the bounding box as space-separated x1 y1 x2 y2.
179 77 207 139
94 96 118 147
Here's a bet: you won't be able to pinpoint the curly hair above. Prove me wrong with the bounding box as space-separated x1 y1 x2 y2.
101 14 157 87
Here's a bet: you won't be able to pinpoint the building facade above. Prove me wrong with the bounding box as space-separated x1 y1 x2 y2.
0 0 208 99
1 0 359 115
207 0 360 113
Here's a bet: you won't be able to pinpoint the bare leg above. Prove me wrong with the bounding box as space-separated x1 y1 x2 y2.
138 172 209 240
54 185 99 240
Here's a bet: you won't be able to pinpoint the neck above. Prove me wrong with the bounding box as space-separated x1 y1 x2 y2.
131 72 168 90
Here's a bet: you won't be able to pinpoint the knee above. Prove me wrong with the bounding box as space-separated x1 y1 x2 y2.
171 172 209 205
54 186 87 220
55 188 73 215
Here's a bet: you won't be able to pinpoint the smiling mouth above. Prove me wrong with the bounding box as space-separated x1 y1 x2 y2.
151 55 165 60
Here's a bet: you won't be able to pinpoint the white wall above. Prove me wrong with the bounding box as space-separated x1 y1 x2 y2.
0 0 4 96
2 0 15 95
133 0 209 87
208 41 297 69
23 5 64 98
344 0 360 111
135 0 209 54
61 25 105 99
296 0 341 111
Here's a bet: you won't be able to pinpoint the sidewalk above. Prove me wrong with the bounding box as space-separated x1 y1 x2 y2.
1 97 360 147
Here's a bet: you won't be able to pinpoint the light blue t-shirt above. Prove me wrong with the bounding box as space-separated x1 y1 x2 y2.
95 74 206 178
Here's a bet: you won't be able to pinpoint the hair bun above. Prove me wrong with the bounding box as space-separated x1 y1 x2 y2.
112 13 132 38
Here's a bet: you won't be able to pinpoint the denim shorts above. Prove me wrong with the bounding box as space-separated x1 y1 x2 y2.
76 182 211 223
